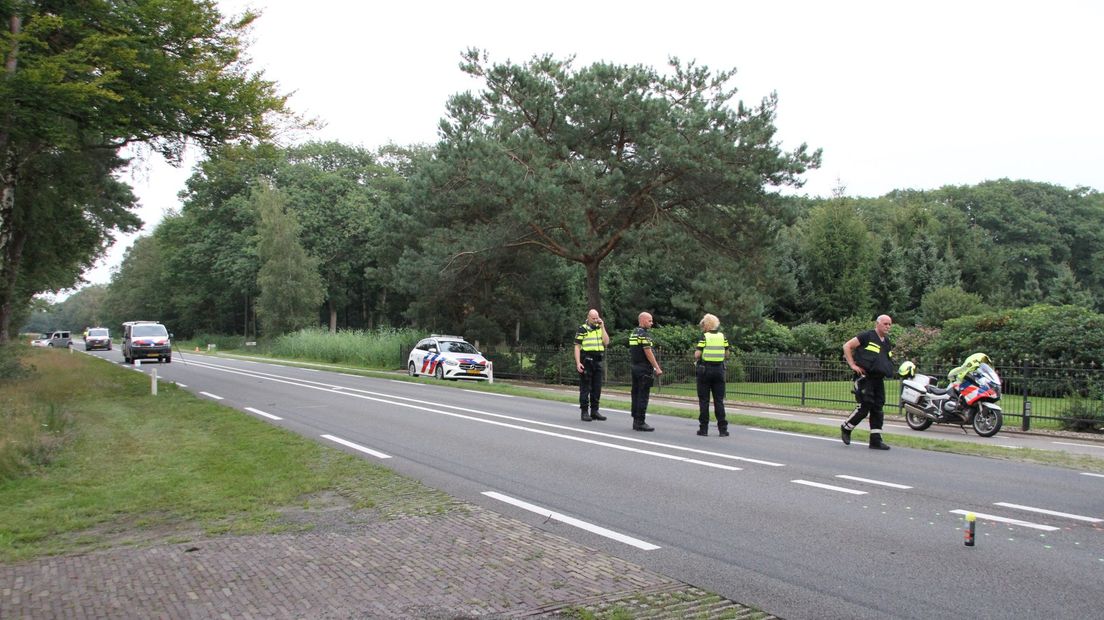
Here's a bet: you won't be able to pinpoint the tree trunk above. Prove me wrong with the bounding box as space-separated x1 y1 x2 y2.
584 258 602 313
328 300 337 333
0 16 21 342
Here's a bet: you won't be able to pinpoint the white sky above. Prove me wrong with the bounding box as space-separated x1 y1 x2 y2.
80 0 1104 289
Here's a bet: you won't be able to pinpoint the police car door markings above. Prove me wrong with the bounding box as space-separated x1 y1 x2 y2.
482 491 660 551
993 502 1102 524
180 359 743 471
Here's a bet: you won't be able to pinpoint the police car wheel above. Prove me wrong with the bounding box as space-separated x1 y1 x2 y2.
434 364 444 380
408 362 417 377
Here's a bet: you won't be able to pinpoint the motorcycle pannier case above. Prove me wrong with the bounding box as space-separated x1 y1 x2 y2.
900 376 930 405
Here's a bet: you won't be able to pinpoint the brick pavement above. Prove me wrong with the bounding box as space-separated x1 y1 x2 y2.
0 504 775 619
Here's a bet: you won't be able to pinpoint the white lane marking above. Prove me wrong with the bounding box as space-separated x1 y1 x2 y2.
300 368 319 372
1053 441 1104 450
244 407 282 421
482 491 660 551
175 382 188 388
321 434 391 459
390 380 408 383
993 502 1102 524
749 428 836 442
340 373 359 377
462 389 515 398
792 480 867 495
996 444 1022 449
756 411 794 417
817 417 841 422
199 391 223 400
180 359 747 471
835 475 912 489
949 509 1059 532
883 423 909 430
1081 472 1104 478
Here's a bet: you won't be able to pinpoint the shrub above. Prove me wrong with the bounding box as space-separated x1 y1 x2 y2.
730 318 795 353
1059 399 1104 433
919 286 983 327
931 305 1104 365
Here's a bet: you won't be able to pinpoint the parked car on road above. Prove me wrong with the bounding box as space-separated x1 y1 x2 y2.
407 335 491 381
84 327 112 351
30 333 49 347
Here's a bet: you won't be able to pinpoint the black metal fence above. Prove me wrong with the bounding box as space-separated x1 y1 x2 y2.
466 346 1104 433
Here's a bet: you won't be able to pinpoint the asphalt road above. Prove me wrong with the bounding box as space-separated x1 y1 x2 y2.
83 347 1104 620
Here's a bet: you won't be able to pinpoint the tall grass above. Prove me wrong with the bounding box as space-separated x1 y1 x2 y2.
0 348 81 481
271 327 421 368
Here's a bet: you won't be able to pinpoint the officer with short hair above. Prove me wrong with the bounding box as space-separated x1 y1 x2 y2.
574 309 610 421
694 313 730 437
841 314 895 450
629 312 663 431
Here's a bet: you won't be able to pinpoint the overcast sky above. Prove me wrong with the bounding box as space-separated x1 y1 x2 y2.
83 0 1103 288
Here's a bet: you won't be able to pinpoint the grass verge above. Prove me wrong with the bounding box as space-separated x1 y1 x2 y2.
0 348 455 563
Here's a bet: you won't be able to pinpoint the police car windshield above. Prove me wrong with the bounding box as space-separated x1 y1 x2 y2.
132 324 168 337
441 341 477 354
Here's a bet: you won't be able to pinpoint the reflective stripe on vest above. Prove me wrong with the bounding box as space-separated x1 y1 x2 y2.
579 326 605 352
700 331 727 362
863 342 882 354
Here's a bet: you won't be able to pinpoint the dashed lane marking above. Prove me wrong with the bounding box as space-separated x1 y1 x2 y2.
244 407 282 421
321 434 391 459
1081 472 1104 478
199 391 223 400
1053 441 1104 450
835 475 912 489
949 509 1059 532
792 480 867 495
993 502 1102 524
483 491 660 551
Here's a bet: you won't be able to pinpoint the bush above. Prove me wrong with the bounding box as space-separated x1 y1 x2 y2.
919 286 983 327
1059 399 1104 433
730 318 795 353
931 305 1104 365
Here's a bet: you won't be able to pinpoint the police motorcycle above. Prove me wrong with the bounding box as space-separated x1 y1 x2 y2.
897 359 1004 437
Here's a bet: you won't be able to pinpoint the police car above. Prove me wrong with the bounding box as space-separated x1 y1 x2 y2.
407 335 491 381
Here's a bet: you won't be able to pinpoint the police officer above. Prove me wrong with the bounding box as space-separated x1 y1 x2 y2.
629 312 663 431
841 314 895 450
574 309 610 421
694 313 730 437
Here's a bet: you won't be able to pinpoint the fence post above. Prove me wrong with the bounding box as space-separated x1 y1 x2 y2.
800 352 807 407
1021 359 1031 431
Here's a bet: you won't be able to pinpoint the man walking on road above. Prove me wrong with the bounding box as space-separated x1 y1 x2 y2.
841 314 895 450
574 309 610 421
629 312 663 431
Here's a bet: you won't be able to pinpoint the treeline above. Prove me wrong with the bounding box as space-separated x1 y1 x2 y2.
30 152 1104 351
20 52 1104 349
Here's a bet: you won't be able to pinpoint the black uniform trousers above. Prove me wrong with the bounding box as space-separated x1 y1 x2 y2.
696 362 727 431
846 375 886 431
578 355 604 413
630 364 654 423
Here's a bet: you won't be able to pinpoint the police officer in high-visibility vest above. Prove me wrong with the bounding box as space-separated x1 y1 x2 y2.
574 309 610 421
841 314 895 450
694 313 730 436
629 311 663 431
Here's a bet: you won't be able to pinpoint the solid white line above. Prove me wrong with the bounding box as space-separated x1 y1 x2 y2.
340 373 359 377
1081 472 1104 478
244 407 282 421
1052 441 1104 450
482 491 660 550
462 389 515 398
181 359 758 470
749 428 836 442
199 391 223 400
757 411 794 417
175 382 188 388
792 480 867 495
321 434 391 459
835 475 912 489
949 509 1059 532
993 502 1102 524
996 444 1022 450
817 417 841 422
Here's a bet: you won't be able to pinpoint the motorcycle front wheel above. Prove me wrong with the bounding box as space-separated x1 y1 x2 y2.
903 402 933 431
972 406 1003 437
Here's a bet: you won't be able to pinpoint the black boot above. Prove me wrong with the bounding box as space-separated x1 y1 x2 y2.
869 434 890 450
590 410 607 421
696 425 708 436
840 424 852 446
633 422 654 432
718 426 729 437
581 410 592 422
